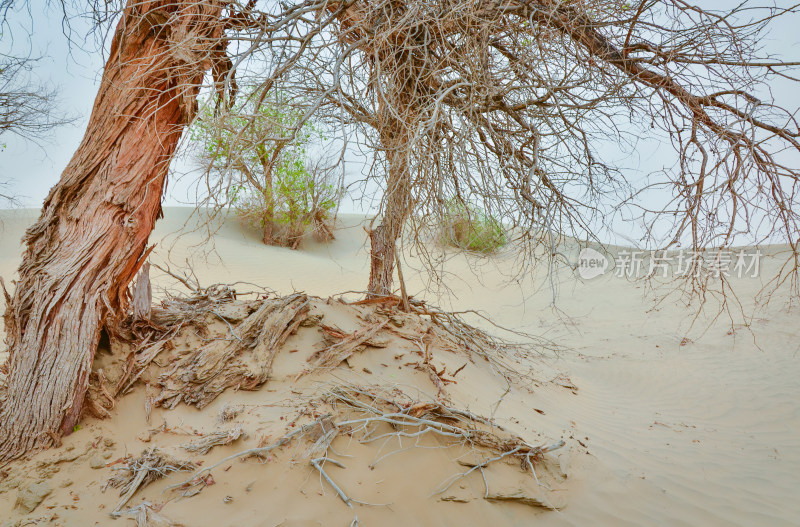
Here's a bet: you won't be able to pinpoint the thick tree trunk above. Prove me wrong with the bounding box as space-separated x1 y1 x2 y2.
0 0 223 463
368 223 398 297
368 174 411 296
367 111 413 297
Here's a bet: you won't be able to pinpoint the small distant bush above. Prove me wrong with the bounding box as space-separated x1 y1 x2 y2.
229 157 339 248
439 201 507 253
191 91 340 248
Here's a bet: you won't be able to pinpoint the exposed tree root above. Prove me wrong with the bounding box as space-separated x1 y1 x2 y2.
87 285 558 418
112 284 244 398
166 384 565 516
155 293 310 409
306 320 389 372
66 286 570 518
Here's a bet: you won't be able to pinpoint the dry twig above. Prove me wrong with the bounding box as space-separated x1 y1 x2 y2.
105 449 196 517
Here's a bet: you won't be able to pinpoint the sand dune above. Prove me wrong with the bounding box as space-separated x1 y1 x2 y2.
1 207 798 526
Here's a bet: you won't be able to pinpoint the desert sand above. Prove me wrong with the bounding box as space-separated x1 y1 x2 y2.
0 207 798 526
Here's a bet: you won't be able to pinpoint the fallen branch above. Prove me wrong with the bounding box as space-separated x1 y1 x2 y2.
114 500 180 527
165 415 333 492
306 320 388 372
310 457 351 506
181 425 245 455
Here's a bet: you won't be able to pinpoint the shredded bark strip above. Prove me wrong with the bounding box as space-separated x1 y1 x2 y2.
155 293 310 409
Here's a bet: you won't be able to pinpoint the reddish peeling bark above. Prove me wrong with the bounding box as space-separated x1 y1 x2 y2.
0 0 224 463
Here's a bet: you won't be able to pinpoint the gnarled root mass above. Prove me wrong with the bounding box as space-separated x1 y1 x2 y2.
166 384 567 517
155 293 310 409
0 284 571 520
102 287 550 418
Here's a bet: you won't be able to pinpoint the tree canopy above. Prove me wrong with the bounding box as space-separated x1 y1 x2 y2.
192 0 800 293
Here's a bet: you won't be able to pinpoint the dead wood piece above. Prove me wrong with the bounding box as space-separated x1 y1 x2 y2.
213 302 258 323
440 495 471 503
320 325 348 340
552 375 578 391
105 449 196 516
153 284 239 325
155 294 310 409
365 337 390 348
138 421 168 443
349 295 401 307
181 425 245 455
412 360 454 400
217 403 242 423
300 313 324 327
484 490 560 510
115 328 181 397
145 391 154 424
131 263 153 321
419 327 435 364
301 420 339 459
116 501 183 527
307 320 389 372
321 324 389 348
176 473 216 498
310 457 352 507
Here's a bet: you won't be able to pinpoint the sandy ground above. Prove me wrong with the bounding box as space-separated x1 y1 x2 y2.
0 207 798 526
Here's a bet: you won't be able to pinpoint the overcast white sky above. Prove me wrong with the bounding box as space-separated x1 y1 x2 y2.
1 1 799 247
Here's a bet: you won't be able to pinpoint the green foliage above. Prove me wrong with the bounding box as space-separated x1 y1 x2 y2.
440 200 507 253
190 90 339 247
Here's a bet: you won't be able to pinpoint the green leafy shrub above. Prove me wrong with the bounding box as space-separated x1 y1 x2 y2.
440 201 507 253
190 91 339 248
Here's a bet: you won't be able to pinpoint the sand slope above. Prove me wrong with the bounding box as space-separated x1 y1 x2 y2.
1 207 798 526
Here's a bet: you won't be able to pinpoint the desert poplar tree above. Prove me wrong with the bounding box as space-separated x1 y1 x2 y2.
190 0 800 296
0 0 229 461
